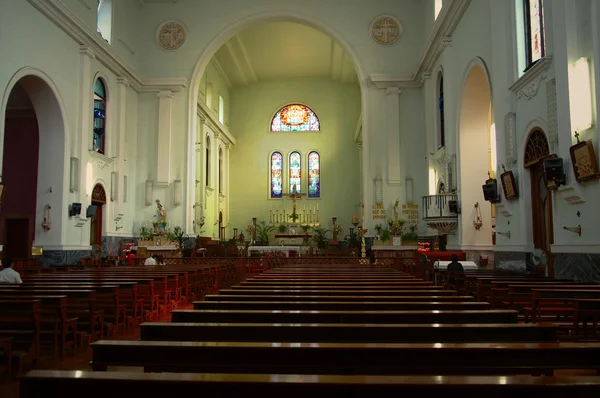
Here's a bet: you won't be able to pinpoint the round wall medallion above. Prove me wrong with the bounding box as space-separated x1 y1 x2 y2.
156 20 187 50
370 15 402 46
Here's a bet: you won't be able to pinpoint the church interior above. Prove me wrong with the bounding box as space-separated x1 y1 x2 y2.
2 0 600 395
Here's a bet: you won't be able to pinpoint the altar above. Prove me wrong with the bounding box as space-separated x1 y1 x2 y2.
274 234 310 246
247 245 302 257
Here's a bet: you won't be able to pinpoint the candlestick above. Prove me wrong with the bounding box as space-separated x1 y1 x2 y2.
317 204 319 211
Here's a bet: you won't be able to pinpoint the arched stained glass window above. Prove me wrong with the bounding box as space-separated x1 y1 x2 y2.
289 151 301 194
271 104 320 131
93 78 107 154
270 152 283 198
308 151 320 198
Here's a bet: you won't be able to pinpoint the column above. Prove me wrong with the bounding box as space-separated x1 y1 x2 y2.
225 144 231 238
77 46 95 204
116 77 129 217
156 90 173 187
385 87 402 184
592 1 600 146
213 132 220 224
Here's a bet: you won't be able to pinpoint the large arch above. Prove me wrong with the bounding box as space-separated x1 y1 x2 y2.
0 67 68 249
456 57 495 251
184 11 369 233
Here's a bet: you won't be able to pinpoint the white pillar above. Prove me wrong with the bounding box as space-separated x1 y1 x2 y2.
116 77 128 217
77 46 95 203
225 143 231 237
156 90 173 188
592 0 600 146
385 87 402 185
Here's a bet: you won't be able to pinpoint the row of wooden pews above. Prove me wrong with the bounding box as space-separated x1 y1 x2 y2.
456 270 600 337
19 261 600 396
0 259 244 377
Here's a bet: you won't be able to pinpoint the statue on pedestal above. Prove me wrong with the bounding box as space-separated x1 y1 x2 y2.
154 200 167 235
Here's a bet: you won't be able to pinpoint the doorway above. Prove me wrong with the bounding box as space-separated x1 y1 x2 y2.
524 129 553 276
90 184 106 247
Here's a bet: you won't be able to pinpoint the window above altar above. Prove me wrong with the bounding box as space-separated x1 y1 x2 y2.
270 104 320 132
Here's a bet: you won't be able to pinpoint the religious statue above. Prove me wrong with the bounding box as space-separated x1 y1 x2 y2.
392 199 400 221
154 200 167 234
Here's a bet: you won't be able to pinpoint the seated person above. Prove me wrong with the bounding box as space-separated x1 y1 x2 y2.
446 254 464 288
144 254 157 266
0 257 23 284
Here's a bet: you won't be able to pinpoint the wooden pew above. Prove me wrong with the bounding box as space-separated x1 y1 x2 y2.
0 300 41 374
90 340 600 375
0 294 74 358
573 299 600 339
192 300 492 311
0 337 12 379
0 289 102 342
493 284 600 311
235 282 435 289
23 370 600 398
217 288 450 296
140 322 558 343
204 294 472 302
529 289 600 323
171 309 518 324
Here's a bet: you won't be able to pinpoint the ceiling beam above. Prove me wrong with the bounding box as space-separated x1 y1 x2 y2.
234 35 258 84
225 41 248 86
211 58 232 89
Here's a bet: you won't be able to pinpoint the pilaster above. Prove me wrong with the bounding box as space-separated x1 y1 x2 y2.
156 90 173 187
77 46 95 204
385 87 402 185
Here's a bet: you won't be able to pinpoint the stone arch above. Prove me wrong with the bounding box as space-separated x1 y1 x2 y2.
185 11 369 233
523 128 550 168
0 67 68 248
456 57 495 249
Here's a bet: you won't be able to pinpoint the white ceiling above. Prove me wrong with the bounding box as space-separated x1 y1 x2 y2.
213 22 358 87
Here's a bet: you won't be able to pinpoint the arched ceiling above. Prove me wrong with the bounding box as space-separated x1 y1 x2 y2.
213 22 358 87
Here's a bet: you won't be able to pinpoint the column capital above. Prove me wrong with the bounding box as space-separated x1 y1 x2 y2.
225 144 231 150
157 90 174 99
117 76 130 87
385 87 402 96
79 46 96 59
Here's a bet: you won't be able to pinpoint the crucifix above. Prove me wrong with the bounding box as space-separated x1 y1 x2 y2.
286 184 304 223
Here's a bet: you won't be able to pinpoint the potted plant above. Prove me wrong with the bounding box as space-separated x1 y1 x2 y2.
344 229 360 256
165 226 189 256
402 224 419 246
138 225 154 244
255 221 275 246
388 217 405 246
278 223 287 233
381 228 391 244
311 226 330 254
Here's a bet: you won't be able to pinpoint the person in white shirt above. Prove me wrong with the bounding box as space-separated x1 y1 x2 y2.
144 255 157 266
0 259 23 284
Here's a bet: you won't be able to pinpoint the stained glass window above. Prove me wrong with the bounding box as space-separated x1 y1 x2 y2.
524 0 545 68
270 152 283 198
93 78 106 154
289 152 301 194
271 104 320 132
308 151 320 198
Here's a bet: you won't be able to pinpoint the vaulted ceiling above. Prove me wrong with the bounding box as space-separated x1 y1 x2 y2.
213 22 358 87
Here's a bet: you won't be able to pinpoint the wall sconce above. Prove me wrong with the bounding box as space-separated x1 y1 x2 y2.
145 180 153 206
70 157 79 193
482 174 501 203
405 177 414 204
174 179 182 206
110 172 118 202
42 204 52 231
497 231 511 239
563 225 581 236
570 57 592 133
374 176 383 205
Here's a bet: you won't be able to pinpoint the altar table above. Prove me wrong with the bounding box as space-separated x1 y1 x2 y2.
247 246 301 257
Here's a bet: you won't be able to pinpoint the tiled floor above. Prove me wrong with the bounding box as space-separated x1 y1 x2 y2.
0 305 188 398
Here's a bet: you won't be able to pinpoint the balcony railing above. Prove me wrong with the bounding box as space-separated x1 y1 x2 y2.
422 194 458 220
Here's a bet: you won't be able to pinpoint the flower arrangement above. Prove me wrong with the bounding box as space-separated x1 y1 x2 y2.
388 217 405 236
288 212 300 222
264 249 286 267
352 216 359 227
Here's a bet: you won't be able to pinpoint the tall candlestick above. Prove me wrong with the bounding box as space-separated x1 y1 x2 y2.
317 204 319 211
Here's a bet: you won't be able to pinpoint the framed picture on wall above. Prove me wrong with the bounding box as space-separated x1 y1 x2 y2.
500 170 518 200
569 140 600 182
0 183 5 205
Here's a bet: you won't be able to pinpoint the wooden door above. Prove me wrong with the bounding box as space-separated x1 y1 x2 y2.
530 162 554 276
90 204 103 246
5 218 30 259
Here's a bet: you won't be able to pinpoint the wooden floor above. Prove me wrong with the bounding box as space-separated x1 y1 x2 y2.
0 304 192 398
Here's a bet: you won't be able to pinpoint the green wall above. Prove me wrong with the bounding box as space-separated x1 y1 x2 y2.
229 78 361 238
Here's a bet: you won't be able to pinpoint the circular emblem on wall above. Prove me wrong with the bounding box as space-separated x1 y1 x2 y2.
370 15 402 46
156 20 187 50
